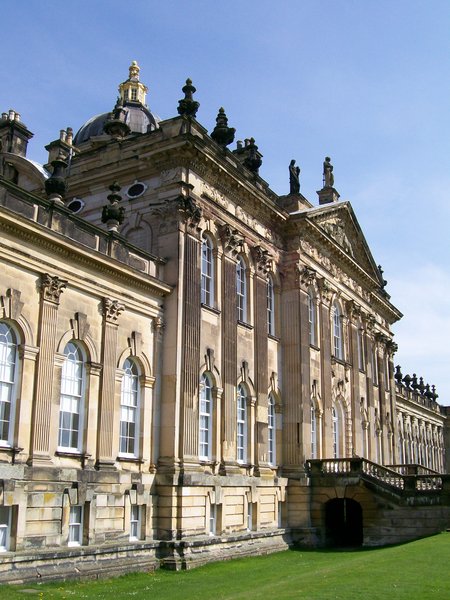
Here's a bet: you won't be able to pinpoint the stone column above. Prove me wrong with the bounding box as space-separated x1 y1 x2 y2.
30 273 67 462
96 297 124 468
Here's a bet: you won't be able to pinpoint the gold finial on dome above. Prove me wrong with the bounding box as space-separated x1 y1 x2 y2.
119 61 148 106
129 60 140 81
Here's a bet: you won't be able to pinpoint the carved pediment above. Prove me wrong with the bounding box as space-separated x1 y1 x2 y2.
307 202 383 286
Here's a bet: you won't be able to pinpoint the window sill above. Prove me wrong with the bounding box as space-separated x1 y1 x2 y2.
268 334 280 342
309 343 320 351
117 455 144 464
201 303 221 315
238 320 253 330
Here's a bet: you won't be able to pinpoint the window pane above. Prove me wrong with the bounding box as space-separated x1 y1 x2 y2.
120 359 139 456
59 343 84 450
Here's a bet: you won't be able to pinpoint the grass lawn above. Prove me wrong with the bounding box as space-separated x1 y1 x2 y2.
2 533 450 599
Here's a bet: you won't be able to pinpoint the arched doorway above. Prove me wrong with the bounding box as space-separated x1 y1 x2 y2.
325 498 363 547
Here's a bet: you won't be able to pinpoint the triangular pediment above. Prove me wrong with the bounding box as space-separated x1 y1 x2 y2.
305 201 383 284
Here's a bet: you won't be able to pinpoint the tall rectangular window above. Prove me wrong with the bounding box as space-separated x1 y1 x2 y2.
201 236 214 307
130 505 142 541
237 385 247 463
0 506 11 552
308 292 316 346
199 374 213 460
357 328 365 371
311 405 317 458
236 257 247 322
0 323 18 446
120 359 140 457
268 394 275 465
59 342 84 451
209 503 216 535
267 277 275 335
68 505 83 546
333 304 343 360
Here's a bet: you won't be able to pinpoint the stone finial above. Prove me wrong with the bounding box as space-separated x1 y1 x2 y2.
403 373 411 388
129 60 140 80
101 181 125 232
177 78 200 118
418 377 425 395
411 373 419 391
243 137 262 174
45 152 68 203
210 107 235 147
394 365 403 385
103 97 131 139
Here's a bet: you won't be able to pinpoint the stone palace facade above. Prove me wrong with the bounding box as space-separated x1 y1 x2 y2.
0 63 448 582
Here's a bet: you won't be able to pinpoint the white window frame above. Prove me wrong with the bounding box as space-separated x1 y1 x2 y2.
247 501 253 531
119 358 140 458
332 405 339 459
308 291 316 346
357 327 365 371
311 404 317 458
201 235 214 307
209 502 216 536
58 342 85 452
130 504 142 541
267 276 275 335
237 384 247 463
0 506 11 552
199 374 213 460
68 505 83 547
0 322 18 447
268 394 276 465
236 256 247 323
333 303 343 360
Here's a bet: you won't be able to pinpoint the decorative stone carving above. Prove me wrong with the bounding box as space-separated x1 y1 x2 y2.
318 278 335 303
71 312 90 341
152 316 165 334
0 288 24 320
160 168 182 185
299 266 316 288
321 218 354 257
40 273 67 304
176 194 202 227
251 245 271 274
219 224 244 256
102 298 125 324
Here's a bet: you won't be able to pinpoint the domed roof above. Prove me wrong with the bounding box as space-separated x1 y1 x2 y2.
73 105 160 145
73 61 160 146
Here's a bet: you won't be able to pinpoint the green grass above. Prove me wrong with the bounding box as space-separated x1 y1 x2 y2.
2 533 450 599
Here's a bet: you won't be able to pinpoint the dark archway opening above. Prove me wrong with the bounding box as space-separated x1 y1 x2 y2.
325 498 363 548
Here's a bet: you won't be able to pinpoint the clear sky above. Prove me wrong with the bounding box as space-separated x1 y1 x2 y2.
2 1 450 403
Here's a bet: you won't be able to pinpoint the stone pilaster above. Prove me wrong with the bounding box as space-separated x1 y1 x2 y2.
96 297 124 468
221 256 238 466
30 273 67 462
255 274 269 467
180 234 201 461
280 260 302 471
319 283 333 458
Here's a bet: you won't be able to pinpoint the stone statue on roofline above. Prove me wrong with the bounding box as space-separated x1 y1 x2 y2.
323 156 334 188
289 159 300 194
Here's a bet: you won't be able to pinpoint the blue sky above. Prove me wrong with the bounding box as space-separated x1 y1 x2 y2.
3 1 450 403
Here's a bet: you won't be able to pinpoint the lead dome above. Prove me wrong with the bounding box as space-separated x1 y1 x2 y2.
73 61 160 145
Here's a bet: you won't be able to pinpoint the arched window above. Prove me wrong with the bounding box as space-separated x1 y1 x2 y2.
58 342 85 451
199 373 213 460
0 322 18 446
119 358 140 457
311 404 317 458
201 235 214 307
236 256 247 323
268 394 276 465
308 291 317 346
267 276 275 335
237 384 247 463
333 303 343 360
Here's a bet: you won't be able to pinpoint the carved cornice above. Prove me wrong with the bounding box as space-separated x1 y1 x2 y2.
40 273 67 304
299 266 316 289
